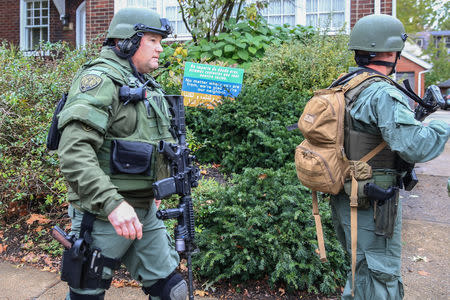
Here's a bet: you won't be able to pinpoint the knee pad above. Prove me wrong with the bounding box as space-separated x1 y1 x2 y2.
69 290 105 300
143 272 188 300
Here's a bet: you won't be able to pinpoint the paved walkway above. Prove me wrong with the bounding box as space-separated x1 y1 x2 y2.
0 261 149 299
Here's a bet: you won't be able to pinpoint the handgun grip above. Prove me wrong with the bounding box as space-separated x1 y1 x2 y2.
51 226 72 249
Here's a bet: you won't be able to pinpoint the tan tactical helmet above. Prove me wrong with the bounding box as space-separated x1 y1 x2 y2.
106 7 172 40
349 14 407 53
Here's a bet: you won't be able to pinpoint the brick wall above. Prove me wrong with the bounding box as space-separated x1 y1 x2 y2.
50 0 85 47
86 0 115 44
0 0 21 45
381 0 393 15
351 0 394 28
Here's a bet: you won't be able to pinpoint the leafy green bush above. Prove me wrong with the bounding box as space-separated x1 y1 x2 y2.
245 33 354 94
0 41 99 213
192 164 347 294
186 34 354 173
186 83 305 173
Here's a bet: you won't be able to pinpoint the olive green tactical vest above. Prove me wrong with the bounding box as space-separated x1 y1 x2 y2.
344 77 397 170
76 57 175 193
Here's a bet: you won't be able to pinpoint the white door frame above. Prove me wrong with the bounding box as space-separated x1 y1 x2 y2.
76 1 86 48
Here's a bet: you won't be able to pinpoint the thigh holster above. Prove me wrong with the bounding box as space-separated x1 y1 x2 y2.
61 211 121 290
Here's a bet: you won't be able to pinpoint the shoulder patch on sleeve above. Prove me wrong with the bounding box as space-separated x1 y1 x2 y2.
80 74 103 92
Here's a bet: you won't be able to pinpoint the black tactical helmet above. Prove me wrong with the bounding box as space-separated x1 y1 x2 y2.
106 7 172 40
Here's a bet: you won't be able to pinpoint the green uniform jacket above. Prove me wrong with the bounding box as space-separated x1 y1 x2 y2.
57 47 173 219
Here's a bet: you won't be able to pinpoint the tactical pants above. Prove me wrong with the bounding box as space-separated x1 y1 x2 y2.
330 193 404 300
65 203 180 299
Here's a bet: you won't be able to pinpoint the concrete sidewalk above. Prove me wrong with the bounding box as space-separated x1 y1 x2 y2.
0 261 151 299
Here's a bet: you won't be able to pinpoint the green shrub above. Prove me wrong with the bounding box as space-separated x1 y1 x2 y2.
245 33 354 95
192 164 347 294
0 41 99 213
185 34 354 173
186 83 305 173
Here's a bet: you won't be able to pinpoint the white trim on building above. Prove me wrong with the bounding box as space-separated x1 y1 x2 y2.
76 1 86 49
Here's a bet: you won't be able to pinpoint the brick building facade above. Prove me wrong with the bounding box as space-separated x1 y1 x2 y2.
1 0 396 50
0 0 431 96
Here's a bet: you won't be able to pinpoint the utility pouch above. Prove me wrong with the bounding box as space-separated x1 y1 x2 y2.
46 93 68 151
111 139 154 176
344 160 374 209
60 238 88 289
374 188 399 238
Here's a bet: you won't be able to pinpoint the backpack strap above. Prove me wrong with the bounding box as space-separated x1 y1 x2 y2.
349 140 387 297
311 191 327 262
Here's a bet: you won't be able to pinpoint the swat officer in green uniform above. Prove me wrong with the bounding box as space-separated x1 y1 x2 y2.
56 7 187 300
329 14 450 299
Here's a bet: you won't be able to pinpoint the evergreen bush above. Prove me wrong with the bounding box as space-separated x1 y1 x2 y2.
192 163 347 294
186 83 305 173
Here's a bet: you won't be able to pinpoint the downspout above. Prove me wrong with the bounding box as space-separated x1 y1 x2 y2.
374 0 381 14
392 0 397 17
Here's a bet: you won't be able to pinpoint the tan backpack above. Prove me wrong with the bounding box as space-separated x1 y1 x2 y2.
295 72 388 296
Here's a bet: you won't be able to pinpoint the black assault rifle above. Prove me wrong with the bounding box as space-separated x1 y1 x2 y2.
152 95 200 300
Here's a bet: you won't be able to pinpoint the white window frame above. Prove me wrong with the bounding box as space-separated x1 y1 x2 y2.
298 0 350 33
20 0 51 52
261 0 297 27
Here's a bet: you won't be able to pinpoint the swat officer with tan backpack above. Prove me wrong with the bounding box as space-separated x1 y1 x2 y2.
295 14 449 299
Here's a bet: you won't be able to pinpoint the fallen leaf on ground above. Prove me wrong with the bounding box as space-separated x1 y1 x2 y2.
418 270 430 276
279 287 286 296
26 214 51 225
111 279 125 288
194 290 208 296
200 169 207 175
22 240 34 250
0 243 7 253
179 260 187 271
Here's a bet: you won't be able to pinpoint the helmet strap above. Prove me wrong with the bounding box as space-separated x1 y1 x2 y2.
355 51 401 75
370 52 401 75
